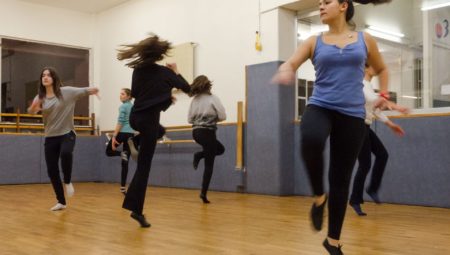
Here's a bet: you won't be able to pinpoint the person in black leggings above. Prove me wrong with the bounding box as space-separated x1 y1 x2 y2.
105 88 135 194
28 67 99 211
272 1 393 254
117 34 190 228
188 75 226 203
349 64 408 216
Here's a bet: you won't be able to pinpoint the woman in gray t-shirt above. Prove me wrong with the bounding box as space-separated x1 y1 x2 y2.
28 67 99 211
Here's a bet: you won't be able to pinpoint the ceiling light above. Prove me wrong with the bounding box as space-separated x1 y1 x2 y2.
421 1 450 11
365 25 404 43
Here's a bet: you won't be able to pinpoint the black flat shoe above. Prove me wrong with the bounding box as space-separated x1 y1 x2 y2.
349 202 367 216
130 212 151 228
323 239 344 255
310 195 327 231
199 193 210 204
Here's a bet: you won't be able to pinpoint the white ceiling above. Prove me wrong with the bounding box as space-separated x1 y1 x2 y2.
19 0 130 13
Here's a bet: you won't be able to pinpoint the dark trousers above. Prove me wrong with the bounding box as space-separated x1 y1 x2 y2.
192 128 225 195
44 131 76 205
122 108 165 215
350 125 388 204
105 132 134 187
300 105 365 240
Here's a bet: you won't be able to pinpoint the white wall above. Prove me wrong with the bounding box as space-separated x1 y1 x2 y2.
0 0 94 48
96 0 291 129
261 0 298 12
0 0 299 130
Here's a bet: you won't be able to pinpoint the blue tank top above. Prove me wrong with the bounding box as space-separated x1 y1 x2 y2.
308 31 367 119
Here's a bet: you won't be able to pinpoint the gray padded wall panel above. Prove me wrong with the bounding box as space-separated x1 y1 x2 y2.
372 116 450 208
246 62 296 195
0 135 42 184
2 112 448 208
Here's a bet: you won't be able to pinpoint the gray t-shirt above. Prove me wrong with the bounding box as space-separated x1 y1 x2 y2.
40 87 89 137
188 93 226 130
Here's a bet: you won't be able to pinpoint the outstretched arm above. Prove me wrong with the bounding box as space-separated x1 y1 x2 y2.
384 119 405 136
386 101 410 114
87 87 100 97
166 63 191 93
272 36 315 85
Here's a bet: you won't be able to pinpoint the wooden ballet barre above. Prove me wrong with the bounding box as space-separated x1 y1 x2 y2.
166 127 193 132
0 111 96 135
235 101 244 170
158 139 195 144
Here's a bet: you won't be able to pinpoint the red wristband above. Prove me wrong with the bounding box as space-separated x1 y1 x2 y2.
379 91 390 100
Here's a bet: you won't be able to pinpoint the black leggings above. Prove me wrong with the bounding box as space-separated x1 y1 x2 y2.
350 125 388 204
105 132 134 187
300 105 365 240
192 128 225 195
122 108 165 215
44 131 76 205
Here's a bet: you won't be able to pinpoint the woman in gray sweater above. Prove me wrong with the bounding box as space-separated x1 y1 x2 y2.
188 75 226 203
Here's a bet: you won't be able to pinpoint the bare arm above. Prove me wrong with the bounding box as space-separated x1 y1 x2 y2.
272 36 316 85
364 32 388 93
384 119 405 136
386 101 410 114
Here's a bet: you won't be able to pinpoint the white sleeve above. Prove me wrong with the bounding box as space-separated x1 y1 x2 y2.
373 109 389 123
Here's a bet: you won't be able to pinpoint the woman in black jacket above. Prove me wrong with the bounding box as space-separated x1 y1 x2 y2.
117 34 190 227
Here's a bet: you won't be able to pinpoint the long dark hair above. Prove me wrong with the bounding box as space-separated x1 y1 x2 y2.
189 75 212 97
117 34 172 69
38 67 63 100
341 0 392 22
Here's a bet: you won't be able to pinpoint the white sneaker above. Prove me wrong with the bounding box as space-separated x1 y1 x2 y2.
105 133 112 145
120 151 129 161
50 203 66 211
65 183 75 197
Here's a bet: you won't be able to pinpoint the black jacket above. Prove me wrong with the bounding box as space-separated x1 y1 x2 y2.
131 63 191 113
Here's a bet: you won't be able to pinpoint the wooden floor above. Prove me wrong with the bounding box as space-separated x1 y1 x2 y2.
0 183 448 255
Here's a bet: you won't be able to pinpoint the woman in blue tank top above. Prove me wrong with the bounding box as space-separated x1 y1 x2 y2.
272 0 392 254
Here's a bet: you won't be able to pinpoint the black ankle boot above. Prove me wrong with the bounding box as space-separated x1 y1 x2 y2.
199 193 210 204
130 212 151 228
323 239 344 255
310 195 327 231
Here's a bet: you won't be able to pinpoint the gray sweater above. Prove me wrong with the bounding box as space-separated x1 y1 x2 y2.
40 87 89 137
188 93 226 130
